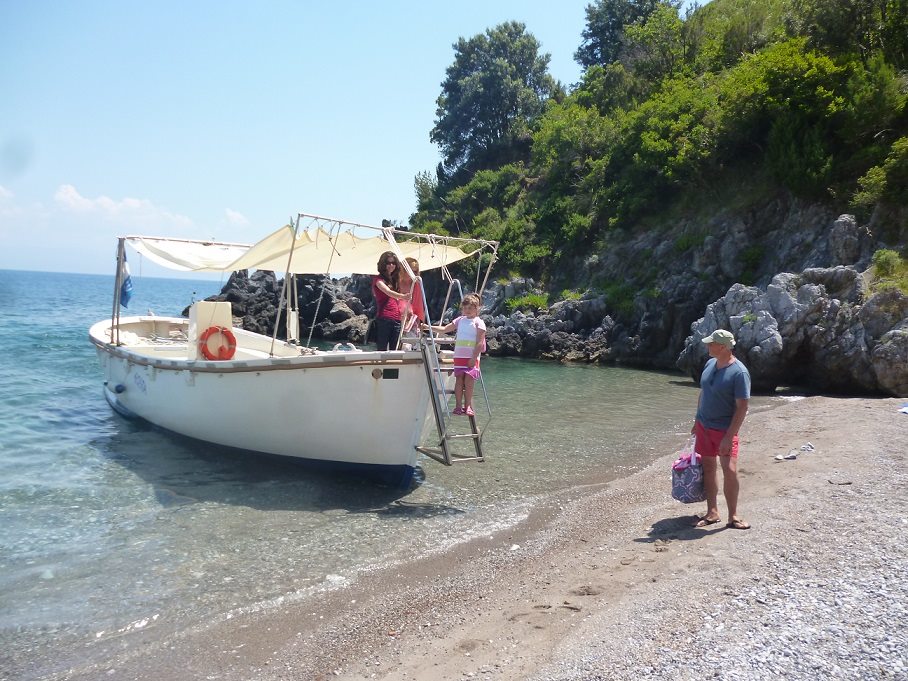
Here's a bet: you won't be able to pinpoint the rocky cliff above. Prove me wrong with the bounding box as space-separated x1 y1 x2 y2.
193 195 907 397
677 269 907 396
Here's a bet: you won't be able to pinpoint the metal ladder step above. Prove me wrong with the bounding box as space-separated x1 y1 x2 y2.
416 447 483 462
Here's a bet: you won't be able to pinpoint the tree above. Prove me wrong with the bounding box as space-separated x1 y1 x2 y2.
624 2 686 81
879 0 908 69
430 22 557 179
574 0 663 69
788 0 908 67
413 170 437 212
684 0 789 73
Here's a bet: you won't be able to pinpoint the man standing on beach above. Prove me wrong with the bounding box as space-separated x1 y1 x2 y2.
691 329 752 530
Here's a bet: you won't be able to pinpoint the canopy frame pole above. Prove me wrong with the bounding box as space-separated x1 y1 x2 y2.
475 243 499 297
289 271 299 342
111 238 126 346
438 263 457 320
305 219 342 348
270 215 302 357
293 211 500 253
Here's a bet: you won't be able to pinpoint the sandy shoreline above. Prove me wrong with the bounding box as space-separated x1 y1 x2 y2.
56 396 907 680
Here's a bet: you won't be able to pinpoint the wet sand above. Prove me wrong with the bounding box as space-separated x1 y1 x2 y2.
55 396 907 680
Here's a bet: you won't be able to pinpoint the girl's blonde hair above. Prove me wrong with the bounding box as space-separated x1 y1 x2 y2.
461 293 481 308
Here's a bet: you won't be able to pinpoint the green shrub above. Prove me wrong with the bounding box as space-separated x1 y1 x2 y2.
674 231 707 252
600 281 636 317
741 244 765 269
766 112 832 196
739 244 766 284
505 293 550 313
560 289 583 301
872 249 900 277
870 249 908 294
852 165 887 210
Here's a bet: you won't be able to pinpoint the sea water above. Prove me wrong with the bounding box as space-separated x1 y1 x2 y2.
0 268 706 679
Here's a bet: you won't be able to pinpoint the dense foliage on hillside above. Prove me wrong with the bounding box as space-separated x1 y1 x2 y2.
410 0 908 279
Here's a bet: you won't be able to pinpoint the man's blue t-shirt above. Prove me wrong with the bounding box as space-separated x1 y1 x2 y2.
696 357 751 430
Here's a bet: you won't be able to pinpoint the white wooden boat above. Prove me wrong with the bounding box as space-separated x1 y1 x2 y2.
89 213 498 486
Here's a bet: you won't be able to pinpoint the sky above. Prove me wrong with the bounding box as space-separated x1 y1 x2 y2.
0 1 699 278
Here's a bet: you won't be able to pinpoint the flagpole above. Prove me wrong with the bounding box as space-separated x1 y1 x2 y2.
112 238 125 346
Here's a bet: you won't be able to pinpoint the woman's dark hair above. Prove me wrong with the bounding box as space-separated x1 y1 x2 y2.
377 251 399 289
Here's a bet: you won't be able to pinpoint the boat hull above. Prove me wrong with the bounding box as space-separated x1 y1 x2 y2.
91 317 434 486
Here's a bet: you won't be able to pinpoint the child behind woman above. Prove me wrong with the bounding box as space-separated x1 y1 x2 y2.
399 257 425 335
424 293 486 416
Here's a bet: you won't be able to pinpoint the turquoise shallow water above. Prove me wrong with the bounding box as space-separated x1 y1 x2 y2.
0 268 707 679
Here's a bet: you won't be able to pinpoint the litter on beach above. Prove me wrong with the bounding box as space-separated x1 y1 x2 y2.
775 442 815 460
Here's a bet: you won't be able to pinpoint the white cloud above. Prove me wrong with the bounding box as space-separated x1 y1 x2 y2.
225 208 249 226
53 184 193 228
0 185 24 222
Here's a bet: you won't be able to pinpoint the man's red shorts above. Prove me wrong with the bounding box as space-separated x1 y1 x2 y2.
694 421 739 458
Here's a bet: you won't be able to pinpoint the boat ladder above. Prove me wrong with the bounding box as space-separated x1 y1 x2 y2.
416 336 489 465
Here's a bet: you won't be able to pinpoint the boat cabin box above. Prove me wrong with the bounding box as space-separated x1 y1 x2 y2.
188 301 233 360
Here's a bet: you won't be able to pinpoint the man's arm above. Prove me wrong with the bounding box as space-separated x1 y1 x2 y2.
691 392 701 434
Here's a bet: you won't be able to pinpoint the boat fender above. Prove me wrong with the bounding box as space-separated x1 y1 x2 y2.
199 326 237 361
332 342 358 352
114 384 126 394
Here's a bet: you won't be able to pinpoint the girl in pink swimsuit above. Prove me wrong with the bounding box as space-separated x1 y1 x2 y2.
424 293 486 416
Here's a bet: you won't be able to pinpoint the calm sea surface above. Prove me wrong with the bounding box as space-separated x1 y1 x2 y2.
0 268 734 678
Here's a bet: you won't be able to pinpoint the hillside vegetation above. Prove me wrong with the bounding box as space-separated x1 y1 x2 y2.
409 0 908 285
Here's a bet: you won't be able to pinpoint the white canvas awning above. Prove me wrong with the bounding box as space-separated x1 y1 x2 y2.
227 226 476 274
125 220 491 275
127 235 252 272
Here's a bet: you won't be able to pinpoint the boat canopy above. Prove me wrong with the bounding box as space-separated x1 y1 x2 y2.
126 219 489 275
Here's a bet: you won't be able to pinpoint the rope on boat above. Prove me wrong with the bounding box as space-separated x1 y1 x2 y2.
305 220 341 349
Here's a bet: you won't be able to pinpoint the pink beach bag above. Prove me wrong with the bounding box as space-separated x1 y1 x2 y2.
671 436 706 503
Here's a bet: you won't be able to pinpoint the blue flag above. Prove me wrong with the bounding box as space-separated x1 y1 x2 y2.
119 256 134 308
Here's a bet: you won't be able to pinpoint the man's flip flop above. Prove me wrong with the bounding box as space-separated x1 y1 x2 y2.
726 519 751 530
692 516 721 527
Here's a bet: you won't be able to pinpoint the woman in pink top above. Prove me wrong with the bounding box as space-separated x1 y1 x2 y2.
424 293 486 416
371 252 409 350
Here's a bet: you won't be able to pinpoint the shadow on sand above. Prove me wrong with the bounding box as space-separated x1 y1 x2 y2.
632 514 729 545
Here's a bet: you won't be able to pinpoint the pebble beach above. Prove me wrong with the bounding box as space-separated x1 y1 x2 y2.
43 396 907 680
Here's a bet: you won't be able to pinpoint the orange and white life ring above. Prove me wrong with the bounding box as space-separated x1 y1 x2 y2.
198 326 237 361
